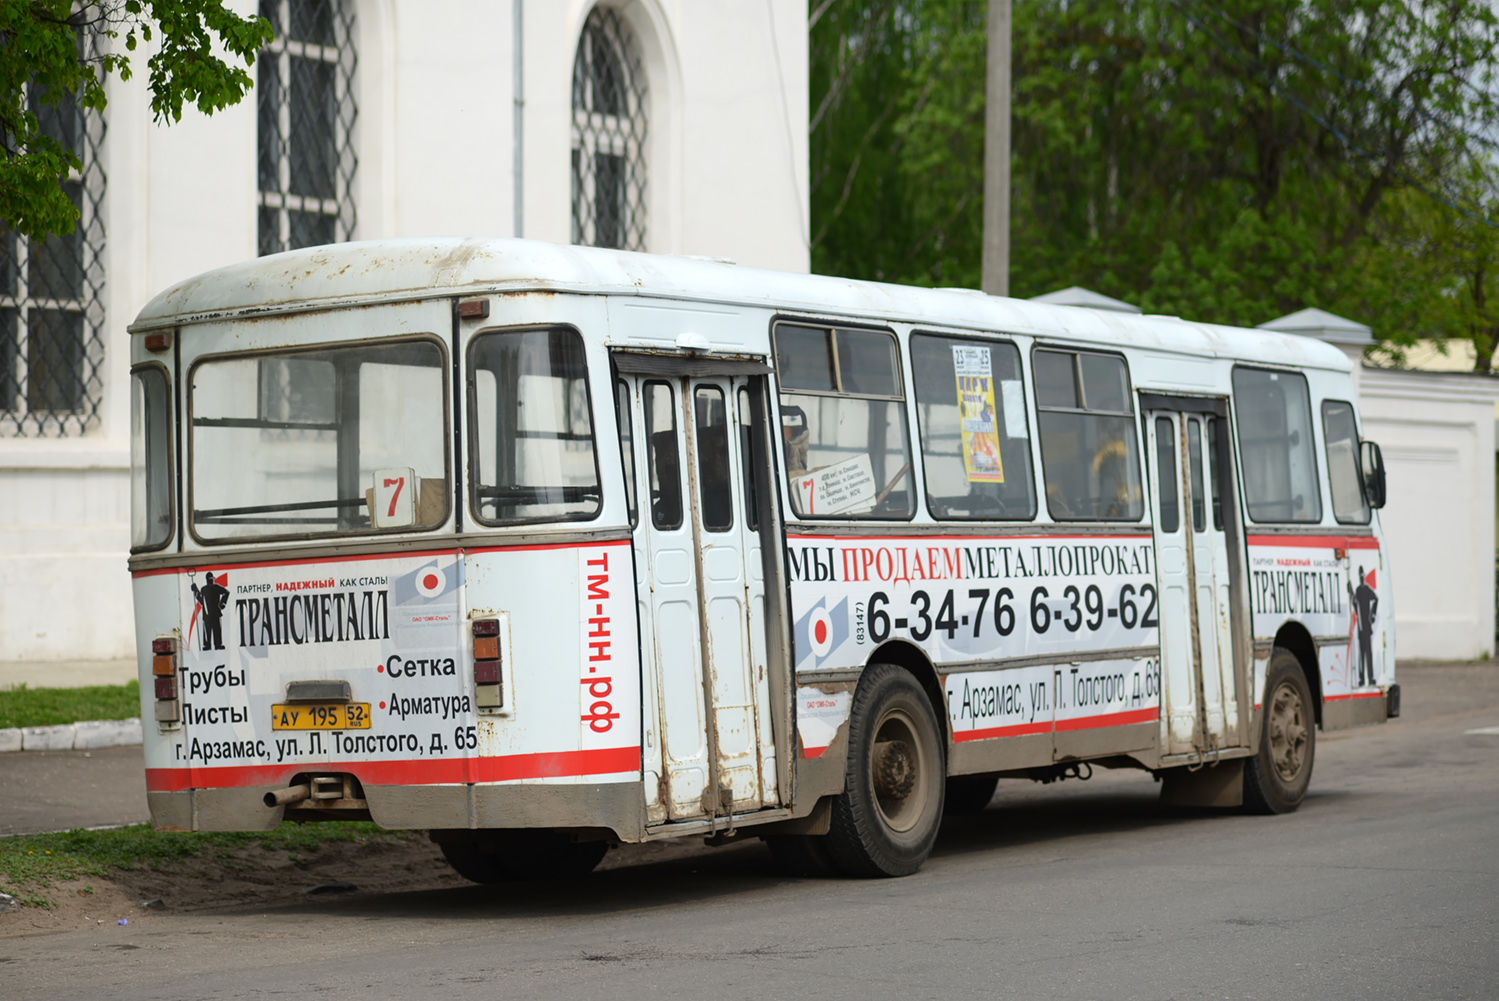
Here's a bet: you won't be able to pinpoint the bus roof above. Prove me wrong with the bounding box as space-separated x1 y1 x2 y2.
129 237 1352 373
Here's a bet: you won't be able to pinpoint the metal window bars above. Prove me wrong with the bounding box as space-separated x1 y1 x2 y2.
0 32 107 438
257 0 358 256
571 7 648 252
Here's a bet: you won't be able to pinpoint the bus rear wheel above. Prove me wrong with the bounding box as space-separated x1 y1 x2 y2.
1244 649 1316 814
825 663 945 877
440 831 608 883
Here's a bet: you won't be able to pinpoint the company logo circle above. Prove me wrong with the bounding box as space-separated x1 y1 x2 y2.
414 565 445 598
808 607 834 658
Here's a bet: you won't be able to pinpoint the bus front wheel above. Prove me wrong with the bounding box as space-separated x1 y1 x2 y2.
1244 649 1316 814
825 663 945 877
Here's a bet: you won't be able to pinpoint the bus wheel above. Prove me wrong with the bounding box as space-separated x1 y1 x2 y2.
439 840 512 884
943 773 999 815
825 663 945 877
1244 650 1316 814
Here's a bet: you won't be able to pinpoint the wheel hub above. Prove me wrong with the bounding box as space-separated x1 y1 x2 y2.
873 739 916 800
1268 682 1307 782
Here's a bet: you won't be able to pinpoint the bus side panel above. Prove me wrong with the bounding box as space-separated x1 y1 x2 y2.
785 532 1164 775
134 570 192 830
1245 534 1391 727
141 552 469 830
465 540 644 837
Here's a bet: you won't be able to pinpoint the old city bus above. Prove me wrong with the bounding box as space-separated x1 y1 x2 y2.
128 238 1396 879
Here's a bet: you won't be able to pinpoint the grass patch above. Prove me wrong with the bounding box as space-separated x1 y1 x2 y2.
0 821 406 907
0 681 141 728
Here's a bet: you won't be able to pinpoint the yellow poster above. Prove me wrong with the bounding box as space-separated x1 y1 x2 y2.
953 346 1004 483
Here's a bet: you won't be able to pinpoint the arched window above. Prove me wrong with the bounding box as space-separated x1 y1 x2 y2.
257 0 358 256
0 29 106 437
571 7 648 251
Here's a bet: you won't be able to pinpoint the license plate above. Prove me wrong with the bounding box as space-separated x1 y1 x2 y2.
271 703 371 730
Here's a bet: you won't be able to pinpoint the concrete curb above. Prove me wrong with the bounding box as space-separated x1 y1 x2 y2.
0 718 142 753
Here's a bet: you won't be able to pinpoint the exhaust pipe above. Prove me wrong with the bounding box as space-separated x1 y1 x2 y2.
264 784 311 808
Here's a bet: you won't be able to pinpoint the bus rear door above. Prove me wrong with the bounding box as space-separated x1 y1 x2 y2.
1144 396 1249 759
618 360 781 824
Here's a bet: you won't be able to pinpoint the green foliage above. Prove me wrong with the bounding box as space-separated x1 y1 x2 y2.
810 0 1499 364
0 680 140 728
0 0 272 241
0 821 405 907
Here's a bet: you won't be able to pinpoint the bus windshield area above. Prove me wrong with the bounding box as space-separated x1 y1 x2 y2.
190 339 447 542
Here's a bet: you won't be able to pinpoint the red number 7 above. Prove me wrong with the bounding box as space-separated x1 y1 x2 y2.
384 477 405 517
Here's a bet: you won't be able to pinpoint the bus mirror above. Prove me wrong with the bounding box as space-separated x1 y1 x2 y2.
1359 440 1387 510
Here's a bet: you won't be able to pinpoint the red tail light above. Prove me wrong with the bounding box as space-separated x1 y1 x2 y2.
154 676 178 700
472 618 502 709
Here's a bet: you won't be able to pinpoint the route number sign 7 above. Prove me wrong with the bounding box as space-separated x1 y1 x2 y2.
373 467 417 528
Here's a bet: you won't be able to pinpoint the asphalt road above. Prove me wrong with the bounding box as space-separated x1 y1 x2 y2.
6 660 1498 1000
0 744 150 836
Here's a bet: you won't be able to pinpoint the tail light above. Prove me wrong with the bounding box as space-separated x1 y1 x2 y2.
152 635 180 723
472 618 502 709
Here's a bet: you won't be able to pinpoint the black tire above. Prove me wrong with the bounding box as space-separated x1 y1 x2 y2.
825 663 946 877
440 831 608 884
1244 649 1316 814
764 833 844 877
944 773 1000 815
439 840 512 884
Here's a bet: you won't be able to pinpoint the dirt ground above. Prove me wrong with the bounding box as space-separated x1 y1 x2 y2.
0 831 734 937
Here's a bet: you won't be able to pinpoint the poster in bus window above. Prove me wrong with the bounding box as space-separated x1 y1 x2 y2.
953 345 1004 483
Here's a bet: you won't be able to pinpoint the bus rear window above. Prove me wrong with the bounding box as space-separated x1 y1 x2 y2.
1232 367 1321 523
470 327 601 525
190 338 448 542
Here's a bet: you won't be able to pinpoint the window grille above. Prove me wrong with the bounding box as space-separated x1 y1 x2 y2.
571 7 648 251
257 0 358 256
0 34 107 437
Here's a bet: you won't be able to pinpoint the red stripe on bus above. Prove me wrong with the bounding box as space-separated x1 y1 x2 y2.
144 745 640 792
802 746 827 759
787 533 1153 542
1053 706 1160 732
953 707 1159 743
952 720 1052 742
462 539 630 556
1245 535 1380 549
131 538 629 578
1324 691 1385 703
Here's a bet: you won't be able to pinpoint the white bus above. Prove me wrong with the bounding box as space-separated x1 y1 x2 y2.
128 238 1396 879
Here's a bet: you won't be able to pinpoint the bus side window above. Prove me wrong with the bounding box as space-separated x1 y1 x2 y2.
737 387 759 531
1322 399 1370 525
615 379 637 527
694 385 733 532
1033 349 1143 521
1154 416 1180 534
910 333 1036 520
1187 418 1205 532
644 380 683 530
1231 367 1321 523
130 366 173 551
772 322 914 519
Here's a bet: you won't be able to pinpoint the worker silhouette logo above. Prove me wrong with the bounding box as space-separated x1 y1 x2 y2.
1348 566 1379 688
191 572 230 651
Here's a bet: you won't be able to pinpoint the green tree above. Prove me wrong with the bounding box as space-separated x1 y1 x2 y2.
811 0 1499 362
1 0 271 241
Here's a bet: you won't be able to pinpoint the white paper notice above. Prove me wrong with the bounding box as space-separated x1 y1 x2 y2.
1000 380 1027 439
791 454 879 515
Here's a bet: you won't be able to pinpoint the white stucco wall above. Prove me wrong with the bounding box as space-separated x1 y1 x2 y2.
0 0 809 663
1358 367 1499 661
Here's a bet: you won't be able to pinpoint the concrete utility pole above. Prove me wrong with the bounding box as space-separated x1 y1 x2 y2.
981 0 1011 297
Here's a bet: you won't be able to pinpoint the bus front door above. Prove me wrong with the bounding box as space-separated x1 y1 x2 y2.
1147 405 1245 759
625 373 778 824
